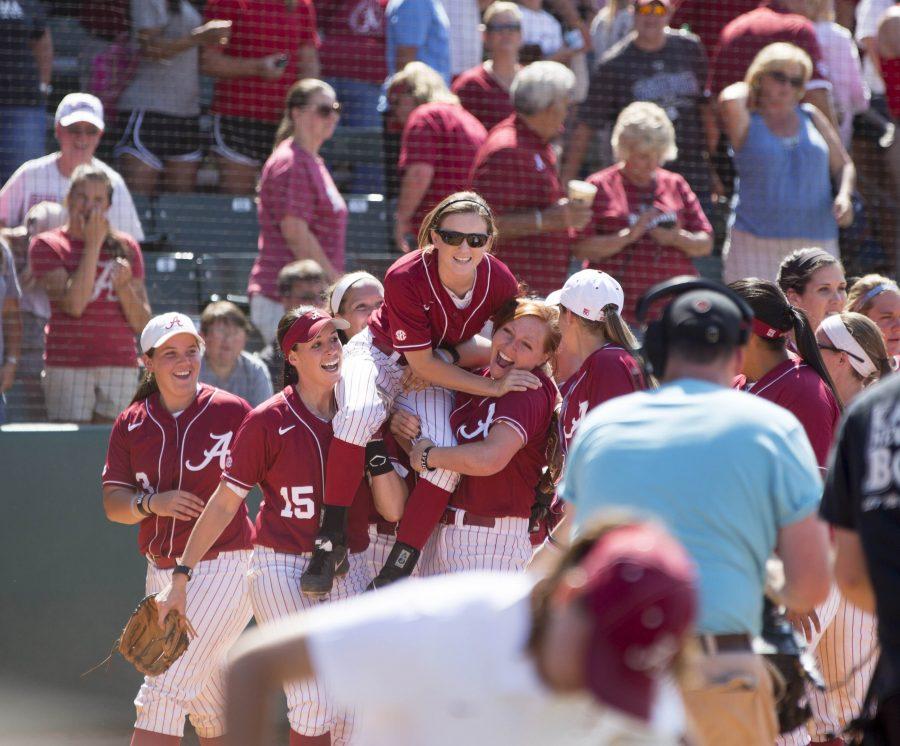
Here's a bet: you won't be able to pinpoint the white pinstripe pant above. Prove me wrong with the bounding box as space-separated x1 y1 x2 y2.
135 550 253 738
364 525 397 583
335 330 460 493
248 545 368 742
419 512 532 576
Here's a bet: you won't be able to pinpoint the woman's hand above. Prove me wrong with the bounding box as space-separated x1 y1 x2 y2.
155 576 188 625
110 257 133 290
649 217 682 247
401 367 430 393
393 217 414 253
83 208 109 250
149 490 206 521
409 438 436 473
390 409 422 441
833 193 854 227
785 608 821 643
193 19 232 46
255 53 288 81
629 208 660 243
541 199 592 233
493 369 541 396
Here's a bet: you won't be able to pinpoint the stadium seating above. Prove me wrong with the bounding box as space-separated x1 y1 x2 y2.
142 252 203 316
153 193 259 254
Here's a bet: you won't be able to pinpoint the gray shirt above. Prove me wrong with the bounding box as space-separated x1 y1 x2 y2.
199 351 273 408
119 0 202 117
0 241 21 363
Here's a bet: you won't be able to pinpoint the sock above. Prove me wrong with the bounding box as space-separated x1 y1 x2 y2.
395 480 453 549
318 504 347 543
324 439 366 507
289 730 331 745
130 730 181 746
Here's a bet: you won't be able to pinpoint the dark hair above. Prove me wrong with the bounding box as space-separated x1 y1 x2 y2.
777 248 843 298
273 79 336 148
275 305 321 388
416 191 498 251
729 278 842 409
668 336 736 367
131 350 159 404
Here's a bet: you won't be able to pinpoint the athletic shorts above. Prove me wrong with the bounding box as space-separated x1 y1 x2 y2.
113 110 202 171
211 114 278 167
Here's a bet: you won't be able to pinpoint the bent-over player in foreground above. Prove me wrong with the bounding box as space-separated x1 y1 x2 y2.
224 515 698 746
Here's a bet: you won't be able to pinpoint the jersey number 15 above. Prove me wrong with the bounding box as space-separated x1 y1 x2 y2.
279 485 315 519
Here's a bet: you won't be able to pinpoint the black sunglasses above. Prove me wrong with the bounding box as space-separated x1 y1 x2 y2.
767 70 805 89
433 228 490 248
487 22 522 32
817 342 866 363
313 101 342 117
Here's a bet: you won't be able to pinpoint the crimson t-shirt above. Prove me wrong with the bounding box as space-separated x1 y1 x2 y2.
368 249 518 354
451 63 515 132
671 0 758 56
735 357 841 468
559 344 645 453
102 385 254 559
318 0 387 84
579 165 711 325
29 228 145 368
251 139 347 299
469 114 568 296
205 0 319 122
399 102 487 230
223 386 371 553
450 367 557 518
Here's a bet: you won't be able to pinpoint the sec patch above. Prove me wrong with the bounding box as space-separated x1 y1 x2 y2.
395 329 407 341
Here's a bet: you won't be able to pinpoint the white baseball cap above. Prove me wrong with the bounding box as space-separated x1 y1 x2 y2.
140 312 205 354
555 269 625 321
55 93 105 130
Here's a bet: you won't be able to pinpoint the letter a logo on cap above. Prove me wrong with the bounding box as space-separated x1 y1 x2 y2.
164 315 184 330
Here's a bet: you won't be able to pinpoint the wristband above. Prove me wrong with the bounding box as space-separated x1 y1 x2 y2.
173 564 193 581
421 446 436 473
534 209 543 232
365 439 394 477
136 492 152 518
146 493 156 515
130 493 142 520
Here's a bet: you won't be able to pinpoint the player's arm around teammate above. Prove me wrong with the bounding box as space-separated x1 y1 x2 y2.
302 192 537 596
101 312 254 746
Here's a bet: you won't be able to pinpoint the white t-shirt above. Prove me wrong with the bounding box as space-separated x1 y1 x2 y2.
440 0 482 75
305 572 684 746
856 0 894 95
815 21 869 146
518 6 563 57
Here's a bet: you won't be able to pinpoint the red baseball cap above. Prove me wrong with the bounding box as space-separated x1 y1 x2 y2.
571 522 697 722
280 308 350 356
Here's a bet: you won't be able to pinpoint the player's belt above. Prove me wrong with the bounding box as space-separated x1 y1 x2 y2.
697 633 754 655
370 520 398 536
145 551 220 569
440 507 496 528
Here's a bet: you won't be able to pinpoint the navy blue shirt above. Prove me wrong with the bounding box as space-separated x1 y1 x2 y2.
0 0 47 107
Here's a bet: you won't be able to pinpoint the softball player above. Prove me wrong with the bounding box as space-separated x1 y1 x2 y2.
327 271 384 344
156 306 405 745
101 312 254 745
302 191 534 594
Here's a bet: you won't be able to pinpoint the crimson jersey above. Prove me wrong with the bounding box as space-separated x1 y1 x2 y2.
223 387 370 553
102 384 254 559
734 357 840 468
449 368 558 518
559 345 646 453
369 250 518 355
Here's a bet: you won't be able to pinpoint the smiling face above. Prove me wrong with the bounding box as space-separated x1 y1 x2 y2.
621 143 663 186
432 212 491 289
337 280 384 338
866 290 900 357
202 319 247 370
144 333 202 401
287 323 343 390
484 10 523 57
633 2 671 40
490 315 552 379
789 264 847 333
290 88 340 145
56 122 102 166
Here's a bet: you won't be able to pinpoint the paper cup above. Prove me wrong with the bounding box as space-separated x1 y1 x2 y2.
568 180 598 205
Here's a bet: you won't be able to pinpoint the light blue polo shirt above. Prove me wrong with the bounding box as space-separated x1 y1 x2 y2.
385 0 451 83
561 378 822 636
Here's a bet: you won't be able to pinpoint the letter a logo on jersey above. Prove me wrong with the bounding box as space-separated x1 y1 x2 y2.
185 431 234 472
457 403 497 441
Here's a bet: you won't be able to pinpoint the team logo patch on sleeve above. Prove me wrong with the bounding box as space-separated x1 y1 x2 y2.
395 329 407 341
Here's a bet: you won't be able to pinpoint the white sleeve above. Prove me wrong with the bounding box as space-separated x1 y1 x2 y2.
110 177 146 241
0 168 27 226
857 0 893 42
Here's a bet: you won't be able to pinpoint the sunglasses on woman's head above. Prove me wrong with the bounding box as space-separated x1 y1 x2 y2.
767 70 805 89
433 228 490 248
314 101 342 117
817 342 866 363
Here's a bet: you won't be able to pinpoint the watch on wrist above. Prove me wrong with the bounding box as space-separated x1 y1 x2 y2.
173 564 193 581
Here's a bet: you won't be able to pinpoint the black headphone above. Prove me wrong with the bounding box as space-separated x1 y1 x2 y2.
635 276 754 379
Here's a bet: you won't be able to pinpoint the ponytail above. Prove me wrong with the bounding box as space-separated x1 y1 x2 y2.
789 305 843 410
131 352 160 404
273 79 336 151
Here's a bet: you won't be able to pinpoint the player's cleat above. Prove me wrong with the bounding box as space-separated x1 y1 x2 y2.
365 542 420 591
300 538 349 596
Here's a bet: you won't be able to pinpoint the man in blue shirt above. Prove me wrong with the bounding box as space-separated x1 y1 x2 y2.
561 281 832 744
385 0 451 83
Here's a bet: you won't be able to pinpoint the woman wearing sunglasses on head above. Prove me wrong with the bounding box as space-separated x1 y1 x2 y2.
718 42 855 284
250 79 347 347
299 191 533 595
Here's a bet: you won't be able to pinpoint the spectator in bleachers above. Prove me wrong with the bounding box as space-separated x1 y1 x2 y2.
76 1 131 92
388 62 488 251
515 0 572 65
255 258 329 389
470 61 591 295
385 0 451 81
441 0 483 79
846 274 900 359
0 0 52 184
198 300 273 406
588 0 632 68
319 0 388 128
777 247 847 334
202 0 320 194
452 2 522 132
251 80 347 345
0 236 21 425
572 102 712 324
561 0 712 207
112 0 233 195
718 43 854 282
803 0 869 148
670 0 757 55
3 201 65 422
28 165 151 424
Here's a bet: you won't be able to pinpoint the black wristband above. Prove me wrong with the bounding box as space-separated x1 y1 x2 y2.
365 439 394 477
173 564 193 581
136 492 152 518
146 493 156 515
421 446 436 472
439 343 460 365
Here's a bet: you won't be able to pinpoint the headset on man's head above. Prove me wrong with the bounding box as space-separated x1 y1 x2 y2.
634 276 754 379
